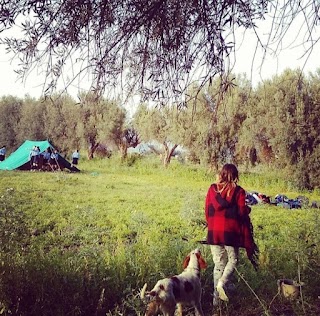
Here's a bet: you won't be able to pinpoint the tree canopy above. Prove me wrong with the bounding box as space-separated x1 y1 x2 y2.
1 0 319 105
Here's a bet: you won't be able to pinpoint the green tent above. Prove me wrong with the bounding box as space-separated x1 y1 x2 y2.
0 140 80 172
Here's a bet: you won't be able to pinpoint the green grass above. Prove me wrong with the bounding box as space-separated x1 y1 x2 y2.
0 157 319 316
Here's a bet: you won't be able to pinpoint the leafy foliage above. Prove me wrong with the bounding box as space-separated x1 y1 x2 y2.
133 104 180 166
0 93 129 160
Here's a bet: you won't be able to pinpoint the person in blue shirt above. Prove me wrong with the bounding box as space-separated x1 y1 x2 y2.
71 150 80 167
41 147 51 170
29 146 40 170
0 146 6 161
50 149 60 170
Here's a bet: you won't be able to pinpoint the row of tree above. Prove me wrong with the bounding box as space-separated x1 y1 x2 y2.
0 93 139 161
133 69 320 189
0 68 319 189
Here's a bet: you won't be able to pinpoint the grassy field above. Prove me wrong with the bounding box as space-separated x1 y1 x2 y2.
0 156 319 316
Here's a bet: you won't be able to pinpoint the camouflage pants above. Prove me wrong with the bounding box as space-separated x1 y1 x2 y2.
210 245 239 297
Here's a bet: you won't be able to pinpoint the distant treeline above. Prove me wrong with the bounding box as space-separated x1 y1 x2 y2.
1 68 319 189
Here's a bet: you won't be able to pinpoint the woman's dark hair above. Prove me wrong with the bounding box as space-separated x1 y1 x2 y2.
217 163 239 196
219 163 239 184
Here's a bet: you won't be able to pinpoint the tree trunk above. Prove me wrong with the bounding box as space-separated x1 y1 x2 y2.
119 142 128 161
162 143 178 167
249 147 257 167
209 152 219 172
87 141 99 159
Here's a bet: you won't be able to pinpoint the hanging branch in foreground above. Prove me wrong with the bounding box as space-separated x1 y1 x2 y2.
0 0 319 107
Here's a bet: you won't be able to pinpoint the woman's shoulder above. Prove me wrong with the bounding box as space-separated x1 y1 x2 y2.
235 185 247 198
235 185 246 192
207 183 217 189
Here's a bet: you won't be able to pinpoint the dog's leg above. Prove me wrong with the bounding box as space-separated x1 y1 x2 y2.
194 302 204 316
161 300 176 316
176 303 183 316
144 300 160 316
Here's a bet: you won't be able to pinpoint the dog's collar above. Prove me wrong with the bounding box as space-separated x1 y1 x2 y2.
186 267 200 271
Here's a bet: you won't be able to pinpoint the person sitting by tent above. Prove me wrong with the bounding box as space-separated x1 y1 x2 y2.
41 147 51 170
71 149 80 167
49 149 60 170
0 140 79 172
29 146 40 170
0 145 6 161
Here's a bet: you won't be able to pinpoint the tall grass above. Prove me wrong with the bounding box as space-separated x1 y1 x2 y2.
0 157 319 315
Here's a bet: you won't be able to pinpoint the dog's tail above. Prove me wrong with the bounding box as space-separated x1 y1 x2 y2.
140 283 148 299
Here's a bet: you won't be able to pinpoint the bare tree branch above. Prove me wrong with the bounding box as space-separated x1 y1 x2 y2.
0 0 319 106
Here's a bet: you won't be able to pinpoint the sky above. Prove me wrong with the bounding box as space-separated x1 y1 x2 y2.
0 10 319 101
229 14 320 85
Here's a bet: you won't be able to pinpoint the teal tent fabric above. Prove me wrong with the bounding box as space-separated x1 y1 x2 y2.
0 140 79 172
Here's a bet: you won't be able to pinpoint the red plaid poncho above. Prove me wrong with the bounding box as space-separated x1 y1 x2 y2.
205 184 259 269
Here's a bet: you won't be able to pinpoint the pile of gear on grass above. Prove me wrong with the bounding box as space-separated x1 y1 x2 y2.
246 191 320 209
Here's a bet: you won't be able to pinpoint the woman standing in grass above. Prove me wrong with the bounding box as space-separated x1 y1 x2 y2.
205 163 259 307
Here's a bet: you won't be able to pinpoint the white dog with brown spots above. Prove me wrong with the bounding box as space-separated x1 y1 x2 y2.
140 248 207 316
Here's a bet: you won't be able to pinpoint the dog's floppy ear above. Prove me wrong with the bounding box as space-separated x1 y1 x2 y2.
196 253 207 269
182 255 190 269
